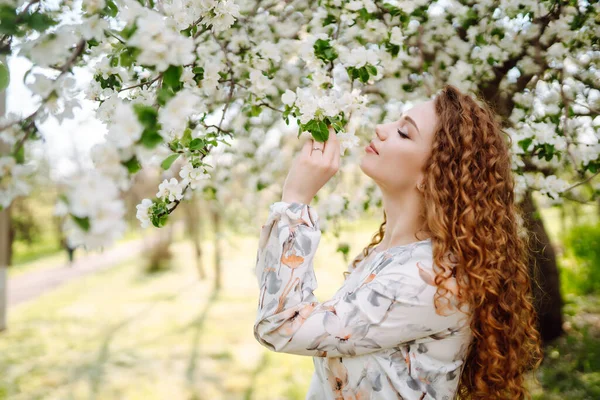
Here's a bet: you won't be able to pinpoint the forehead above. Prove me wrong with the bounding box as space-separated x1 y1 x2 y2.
403 100 437 140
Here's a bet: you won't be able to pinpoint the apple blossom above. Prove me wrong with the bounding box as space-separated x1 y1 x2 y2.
0 0 595 250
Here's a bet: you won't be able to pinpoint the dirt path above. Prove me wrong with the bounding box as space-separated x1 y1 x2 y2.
8 224 183 308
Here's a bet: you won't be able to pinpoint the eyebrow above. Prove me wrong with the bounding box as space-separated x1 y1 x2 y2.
400 113 421 138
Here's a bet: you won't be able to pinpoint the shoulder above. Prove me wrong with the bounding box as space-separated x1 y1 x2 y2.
373 240 434 277
364 243 434 296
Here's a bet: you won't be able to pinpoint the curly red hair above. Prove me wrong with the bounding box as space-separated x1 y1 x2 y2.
350 84 543 399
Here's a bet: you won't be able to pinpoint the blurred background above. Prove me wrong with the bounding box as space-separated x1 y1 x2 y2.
1 169 599 399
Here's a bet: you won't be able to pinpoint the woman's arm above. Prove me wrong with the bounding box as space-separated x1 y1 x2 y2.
253 201 469 358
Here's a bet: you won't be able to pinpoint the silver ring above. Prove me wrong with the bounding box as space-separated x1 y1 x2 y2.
312 147 323 152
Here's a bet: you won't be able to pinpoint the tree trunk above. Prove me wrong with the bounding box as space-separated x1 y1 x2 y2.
0 54 8 332
210 203 222 291
183 199 206 280
484 80 566 345
520 189 564 344
0 204 8 332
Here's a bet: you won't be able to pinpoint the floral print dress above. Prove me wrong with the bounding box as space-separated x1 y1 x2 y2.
254 202 473 400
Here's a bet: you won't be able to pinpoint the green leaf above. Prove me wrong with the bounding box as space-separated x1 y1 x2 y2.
71 215 91 232
192 66 204 84
311 120 329 142
518 138 533 153
366 64 377 76
26 13 58 32
151 212 169 228
140 129 163 149
168 139 179 152
87 38 100 48
462 8 478 28
147 201 167 228
181 128 192 147
13 144 24 164
382 3 404 18
0 60 9 91
161 153 180 170
189 138 204 151
180 26 192 37
323 13 337 26
122 156 141 174
256 180 267 191
249 104 262 117
119 47 140 68
0 5 18 36
133 104 158 128
163 65 183 91
95 73 122 90
356 8 371 21
120 24 138 40
103 0 119 17
336 242 350 257
358 66 370 83
313 39 338 63
157 87 175 106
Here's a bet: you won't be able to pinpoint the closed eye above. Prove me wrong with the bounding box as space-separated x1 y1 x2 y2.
397 128 409 139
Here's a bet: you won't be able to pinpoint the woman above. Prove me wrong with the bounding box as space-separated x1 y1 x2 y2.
253 85 543 399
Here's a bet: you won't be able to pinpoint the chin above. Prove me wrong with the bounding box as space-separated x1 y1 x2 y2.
358 158 375 179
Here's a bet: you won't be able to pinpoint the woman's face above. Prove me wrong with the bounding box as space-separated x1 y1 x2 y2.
360 99 438 192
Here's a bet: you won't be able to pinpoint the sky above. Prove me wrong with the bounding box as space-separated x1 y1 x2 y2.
6 54 107 179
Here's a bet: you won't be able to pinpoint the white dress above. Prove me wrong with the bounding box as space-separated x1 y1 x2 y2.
254 201 474 400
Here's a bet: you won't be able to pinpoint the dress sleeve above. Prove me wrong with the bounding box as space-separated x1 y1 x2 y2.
253 201 469 358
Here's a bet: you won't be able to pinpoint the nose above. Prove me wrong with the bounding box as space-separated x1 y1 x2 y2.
375 124 383 140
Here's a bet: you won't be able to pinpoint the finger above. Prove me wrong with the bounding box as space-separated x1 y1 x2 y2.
322 126 336 160
301 136 313 159
333 132 340 164
311 138 324 158
330 132 340 166
327 127 339 163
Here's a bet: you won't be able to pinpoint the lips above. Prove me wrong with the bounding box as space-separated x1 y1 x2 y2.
369 141 379 155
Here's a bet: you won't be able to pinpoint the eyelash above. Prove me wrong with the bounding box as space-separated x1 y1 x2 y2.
397 128 409 139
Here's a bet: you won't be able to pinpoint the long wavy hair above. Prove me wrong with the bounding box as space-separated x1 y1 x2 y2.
349 84 543 399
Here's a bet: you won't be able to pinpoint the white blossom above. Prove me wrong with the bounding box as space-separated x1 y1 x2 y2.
178 160 210 189
158 89 203 139
82 0 106 14
105 101 144 148
156 177 185 202
282 89 296 106
135 198 153 228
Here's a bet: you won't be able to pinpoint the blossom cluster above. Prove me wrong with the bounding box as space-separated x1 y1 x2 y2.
0 0 596 249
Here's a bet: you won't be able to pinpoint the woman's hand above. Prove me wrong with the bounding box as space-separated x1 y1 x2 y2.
281 127 340 205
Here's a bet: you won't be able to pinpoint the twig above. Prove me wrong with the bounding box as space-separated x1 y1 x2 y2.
106 30 126 44
119 74 162 92
256 101 283 113
562 171 600 193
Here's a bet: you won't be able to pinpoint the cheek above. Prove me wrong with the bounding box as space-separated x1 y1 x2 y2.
385 145 423 177
360 144 427 186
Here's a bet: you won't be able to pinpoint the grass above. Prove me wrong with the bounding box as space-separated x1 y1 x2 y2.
1 202 598 399
0 214 380 400
533 294 600 400
534 197 600 399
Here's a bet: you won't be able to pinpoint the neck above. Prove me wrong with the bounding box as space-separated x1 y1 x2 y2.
378 185 429 249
